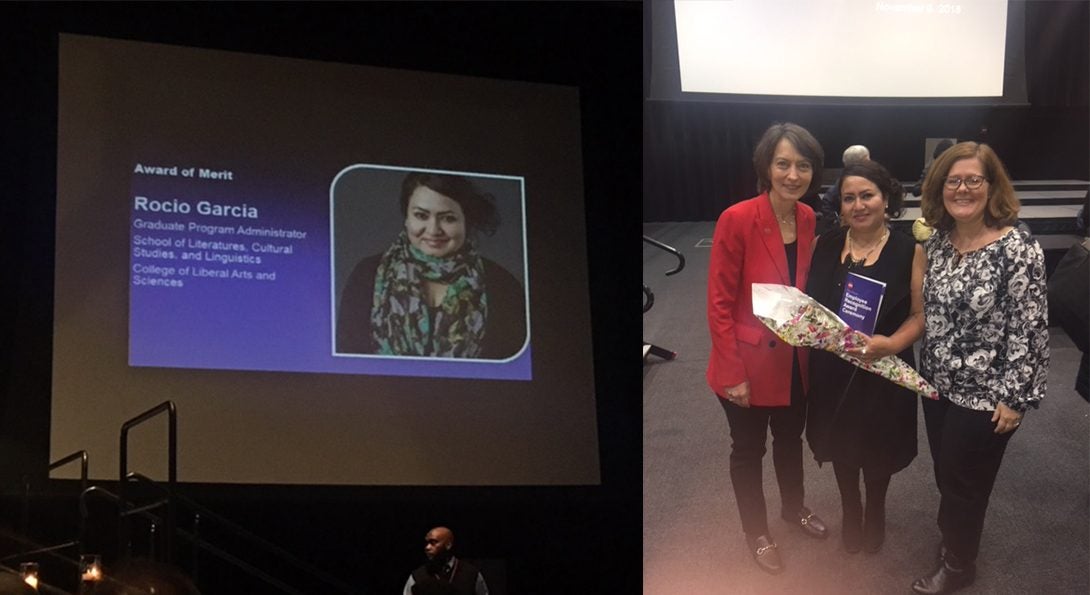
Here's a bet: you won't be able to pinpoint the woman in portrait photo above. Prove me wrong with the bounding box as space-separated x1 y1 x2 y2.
337 171 526 359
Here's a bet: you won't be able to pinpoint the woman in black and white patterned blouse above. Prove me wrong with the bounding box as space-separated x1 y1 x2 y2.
910 142 1049 595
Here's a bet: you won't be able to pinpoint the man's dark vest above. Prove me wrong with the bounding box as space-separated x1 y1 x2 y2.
411 557 480 595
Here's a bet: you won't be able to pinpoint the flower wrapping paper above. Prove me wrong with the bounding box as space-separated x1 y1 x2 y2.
752 283 939 399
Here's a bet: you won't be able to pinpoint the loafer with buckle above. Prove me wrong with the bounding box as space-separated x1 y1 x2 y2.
782 507 828 539
911 558 976 594
746 534 784 575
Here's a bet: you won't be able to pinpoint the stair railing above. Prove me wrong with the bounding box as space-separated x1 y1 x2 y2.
118 401 176 562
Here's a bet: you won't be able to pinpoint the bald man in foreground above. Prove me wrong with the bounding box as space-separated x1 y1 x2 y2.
403 526 489 595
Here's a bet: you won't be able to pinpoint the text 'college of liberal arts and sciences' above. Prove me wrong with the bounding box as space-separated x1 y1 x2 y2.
130 195 308 289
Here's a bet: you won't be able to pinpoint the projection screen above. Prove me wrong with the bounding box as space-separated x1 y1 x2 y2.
52 34 600 486
651 0 1026 105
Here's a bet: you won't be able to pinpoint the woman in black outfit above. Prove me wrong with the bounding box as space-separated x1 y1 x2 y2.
806 160 926 554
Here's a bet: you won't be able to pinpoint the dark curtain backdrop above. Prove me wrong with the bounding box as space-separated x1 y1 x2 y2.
1026 1 1090 107
645 1 1090 223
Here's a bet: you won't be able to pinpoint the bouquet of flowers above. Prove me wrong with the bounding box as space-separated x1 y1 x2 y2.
751 283 938 399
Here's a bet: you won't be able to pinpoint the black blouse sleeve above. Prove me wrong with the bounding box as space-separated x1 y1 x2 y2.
336 254 381 354
481 259 528 360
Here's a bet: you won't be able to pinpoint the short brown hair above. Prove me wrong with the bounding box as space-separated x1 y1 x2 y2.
752 122 824 195
920 141 1020 231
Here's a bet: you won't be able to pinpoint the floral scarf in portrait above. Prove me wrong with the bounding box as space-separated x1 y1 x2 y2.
370 230 488 357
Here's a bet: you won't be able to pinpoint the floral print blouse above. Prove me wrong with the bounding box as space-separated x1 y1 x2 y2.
921 228 1049 412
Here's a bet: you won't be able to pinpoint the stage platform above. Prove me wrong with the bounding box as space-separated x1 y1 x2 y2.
820 179 1088 272
896 180 1088 231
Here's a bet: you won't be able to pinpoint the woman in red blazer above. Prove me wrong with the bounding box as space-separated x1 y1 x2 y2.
706 122 827 574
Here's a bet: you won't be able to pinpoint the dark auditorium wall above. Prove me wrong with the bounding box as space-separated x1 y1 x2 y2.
644 1 1090 222
0 3 641 594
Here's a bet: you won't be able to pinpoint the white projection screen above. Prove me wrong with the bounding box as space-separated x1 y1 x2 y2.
51 34 600 486
674 0 1009 98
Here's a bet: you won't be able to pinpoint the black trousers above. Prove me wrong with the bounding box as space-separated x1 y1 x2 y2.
922 396 1017 564
719 353 806 537
832 462 891 520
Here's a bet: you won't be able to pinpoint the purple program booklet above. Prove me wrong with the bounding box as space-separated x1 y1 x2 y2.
838 272 886 336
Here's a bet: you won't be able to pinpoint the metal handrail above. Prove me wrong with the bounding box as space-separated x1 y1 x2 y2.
82 401 355 593
77 481 353 593
125 472 354 594
21 475 30 539
0 542 80 595
177 530 307 595
0 541 79 564
0 564 71 595
79 485 121 520
643 235 686 275
49 450 89 496
16 451 90 555
49 450 90 553
118 401 177 562
79 485 166 549
81 484 169 526
80 477 353 593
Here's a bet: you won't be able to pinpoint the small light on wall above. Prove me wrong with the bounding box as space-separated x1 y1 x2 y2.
20 562 39 590
80 554 103 583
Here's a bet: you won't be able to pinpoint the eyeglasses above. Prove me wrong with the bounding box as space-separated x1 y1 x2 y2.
943 175 988 190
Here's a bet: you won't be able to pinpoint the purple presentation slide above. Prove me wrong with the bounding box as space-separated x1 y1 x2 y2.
128 162 532 381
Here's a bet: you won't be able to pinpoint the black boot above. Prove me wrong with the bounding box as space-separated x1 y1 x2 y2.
911 549 976 595
862 500 885 553
861 470 890 554
841 504 862 554
833 463 861 550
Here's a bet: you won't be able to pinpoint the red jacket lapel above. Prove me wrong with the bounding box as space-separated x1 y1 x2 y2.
755 194 790 285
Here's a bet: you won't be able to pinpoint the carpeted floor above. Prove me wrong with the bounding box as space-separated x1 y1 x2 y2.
643 221 1089 595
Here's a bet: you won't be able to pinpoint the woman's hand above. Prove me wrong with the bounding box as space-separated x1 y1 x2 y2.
723 381 751 408
844 334 894 363
992 402 1022 434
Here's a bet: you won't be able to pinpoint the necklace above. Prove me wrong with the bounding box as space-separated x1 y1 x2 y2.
952 228 990 254
949 227 991 271
846 228 889 268
774 208 795 225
